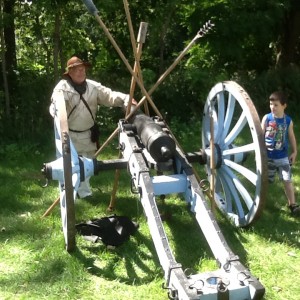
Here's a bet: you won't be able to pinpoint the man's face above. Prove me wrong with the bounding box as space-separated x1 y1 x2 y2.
68 65 86 84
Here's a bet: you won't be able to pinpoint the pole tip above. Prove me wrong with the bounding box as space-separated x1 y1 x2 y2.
82 0 99 16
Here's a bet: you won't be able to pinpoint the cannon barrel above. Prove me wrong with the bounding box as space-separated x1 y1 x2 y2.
127 111 176 162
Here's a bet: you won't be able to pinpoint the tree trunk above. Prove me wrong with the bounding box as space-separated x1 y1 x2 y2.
34 14 51 73
158 5 176 75
276 5 300 67
0 0 10 120
3 0 16 73
2 0 16 123
53 10 62 81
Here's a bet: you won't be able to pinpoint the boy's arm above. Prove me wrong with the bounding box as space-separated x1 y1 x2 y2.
288 120 297 164
261 115 267 131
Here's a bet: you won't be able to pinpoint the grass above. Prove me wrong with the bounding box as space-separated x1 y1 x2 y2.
0 121 300 300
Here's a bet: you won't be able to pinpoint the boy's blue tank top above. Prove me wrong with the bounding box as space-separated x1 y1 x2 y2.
264 113 291 159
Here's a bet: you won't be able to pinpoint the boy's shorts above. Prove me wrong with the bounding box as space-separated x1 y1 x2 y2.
267 157 292 183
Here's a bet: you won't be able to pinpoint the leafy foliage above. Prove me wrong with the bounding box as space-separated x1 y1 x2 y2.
1 0 300 142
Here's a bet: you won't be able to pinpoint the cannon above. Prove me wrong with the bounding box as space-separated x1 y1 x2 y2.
42 81 267 300
41 1 268 298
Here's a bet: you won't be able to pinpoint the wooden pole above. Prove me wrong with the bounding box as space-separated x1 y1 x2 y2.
123 0 149 116
41 196 60 218
84 0 213 158
93 29 204 158
108 21 148 211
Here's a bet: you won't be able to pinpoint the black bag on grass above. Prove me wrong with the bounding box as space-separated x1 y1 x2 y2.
75 215 139 246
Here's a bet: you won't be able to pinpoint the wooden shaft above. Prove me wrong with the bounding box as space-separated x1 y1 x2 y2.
126 21 148 116
108 168 121 211
123 1 149 115
136 22 149 114
94 27 202 157
93 14 158 114
109 20 148 211
41 197 60 218
93 11 206 125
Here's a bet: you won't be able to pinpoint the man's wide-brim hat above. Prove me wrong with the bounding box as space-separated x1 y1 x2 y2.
63 56 91 75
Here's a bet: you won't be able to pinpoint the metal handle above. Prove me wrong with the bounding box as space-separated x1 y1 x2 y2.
82 0 98 15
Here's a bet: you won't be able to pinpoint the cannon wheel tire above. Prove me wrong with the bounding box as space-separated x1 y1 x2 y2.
57 99 76 252
202 81 268 227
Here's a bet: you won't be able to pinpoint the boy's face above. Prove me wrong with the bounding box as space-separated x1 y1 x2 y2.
269 99 286 118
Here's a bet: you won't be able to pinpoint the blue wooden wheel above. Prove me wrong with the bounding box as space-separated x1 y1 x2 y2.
202 81 268 227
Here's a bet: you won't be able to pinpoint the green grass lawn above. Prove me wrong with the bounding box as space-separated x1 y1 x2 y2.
0 123 300 300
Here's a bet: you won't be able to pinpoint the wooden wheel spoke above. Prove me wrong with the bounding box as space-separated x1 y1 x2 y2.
222 143 255 155
224 111 247 147
215 93 225 143
220 93 236 144
224 158 257 185
221 165 254 210
218 168 246 218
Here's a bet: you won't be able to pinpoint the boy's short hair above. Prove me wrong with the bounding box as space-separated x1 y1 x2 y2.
269 91 287 105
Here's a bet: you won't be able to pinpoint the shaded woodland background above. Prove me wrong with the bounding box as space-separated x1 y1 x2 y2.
1 0 300 143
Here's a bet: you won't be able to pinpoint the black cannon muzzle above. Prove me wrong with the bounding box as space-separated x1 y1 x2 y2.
132 114 176 162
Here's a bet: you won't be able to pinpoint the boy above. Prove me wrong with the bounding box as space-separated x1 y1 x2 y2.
261 91 300 216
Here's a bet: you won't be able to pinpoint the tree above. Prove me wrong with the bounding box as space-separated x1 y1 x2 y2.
276 0 300 67
1 0 300 142
0 0 10 118
3 0 16 73
0 0 16 121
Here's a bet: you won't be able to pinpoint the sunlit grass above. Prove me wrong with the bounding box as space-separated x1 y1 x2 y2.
0 122 300 299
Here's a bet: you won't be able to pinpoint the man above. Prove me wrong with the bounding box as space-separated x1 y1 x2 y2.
50 56 134 198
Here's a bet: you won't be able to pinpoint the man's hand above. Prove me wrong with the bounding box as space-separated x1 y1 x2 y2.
131 98 138 106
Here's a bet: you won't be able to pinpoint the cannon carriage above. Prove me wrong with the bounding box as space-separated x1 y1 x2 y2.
41 1 268 299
